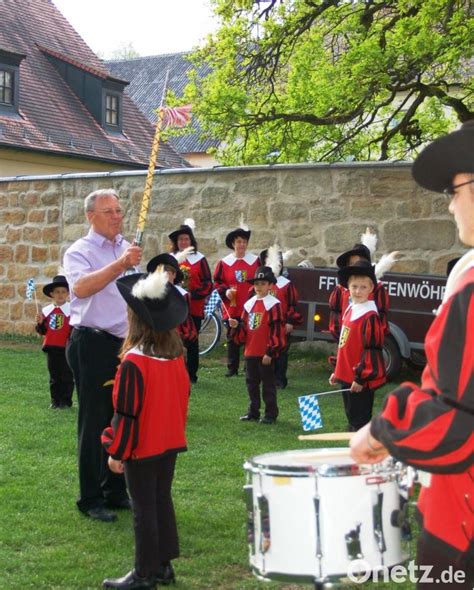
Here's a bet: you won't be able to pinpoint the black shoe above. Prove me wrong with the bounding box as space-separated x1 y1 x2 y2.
275 381 287 389
259 416 277 425
155 563 175 585
84 506 117 522
190 376 198 384
49 402 60 409
103 569 156 589
225 369 238 377
240 414 259 422
105 497 131 510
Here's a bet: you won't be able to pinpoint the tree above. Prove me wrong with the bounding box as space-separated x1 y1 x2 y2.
106 42 140 61
184 0 473 164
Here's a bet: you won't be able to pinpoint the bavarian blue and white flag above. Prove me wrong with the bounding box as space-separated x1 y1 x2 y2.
298 394 323 431
26 278 36 301
204 289 221 316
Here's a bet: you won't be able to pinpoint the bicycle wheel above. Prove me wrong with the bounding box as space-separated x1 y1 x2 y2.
199 311 222 355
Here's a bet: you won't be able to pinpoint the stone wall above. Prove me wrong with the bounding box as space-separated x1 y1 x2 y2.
0 163 463 335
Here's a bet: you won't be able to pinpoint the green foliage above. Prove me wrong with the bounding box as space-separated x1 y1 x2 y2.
0 341 420 588
185 0 473 164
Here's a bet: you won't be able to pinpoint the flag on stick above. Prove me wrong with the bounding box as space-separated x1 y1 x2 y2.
298 394 324 431
26 277 39 313
159 105 192 129
204 289 221 316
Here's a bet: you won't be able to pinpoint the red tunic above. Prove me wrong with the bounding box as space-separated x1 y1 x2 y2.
334 300 386 389
175 251 212 318
101 348 190 461
371 266 474 554
35 302 72 350
213 253 259 320
329 281 390 340
269 276 303 326
233 295 285 358
176 286 198 345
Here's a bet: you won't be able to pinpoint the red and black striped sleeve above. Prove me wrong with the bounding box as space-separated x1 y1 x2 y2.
374 282 390 334
286 283 303 326
371 279 474 474
231 310 248 345
101 360 144 461
354 313 386 385
35 317 47 335
266 304 285 357
212 260 228 299
191 257 213 300
177 293 198 344
328 284 343 341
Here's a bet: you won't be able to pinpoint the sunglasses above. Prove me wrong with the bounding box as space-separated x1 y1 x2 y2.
442 179 474 199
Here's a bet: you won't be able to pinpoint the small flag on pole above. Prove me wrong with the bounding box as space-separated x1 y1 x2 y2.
158 104 192 129
298 394 324 431
26 278 36 301
204 289 221 316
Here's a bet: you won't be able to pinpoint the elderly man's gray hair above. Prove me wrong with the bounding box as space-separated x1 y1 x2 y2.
84 189 119 213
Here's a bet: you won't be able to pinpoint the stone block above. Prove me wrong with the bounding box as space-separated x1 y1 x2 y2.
311 206 346 222
15 244 29 263
28 209 46 223
32 181 50 191
234 175 278 198
324 223 368 252
47 208 60 223
280 169 333 197
0 209 26 225
63 224 86 242
391 258 429 274
0 284 15 298
8 193 19 206
63 200 85 223
269 202 309 223
10 301 23 320
49 246 60 261
333 169 370 197
383 220 455 251
22 226 42 242
0 245 13 262
6 228 21 242
7 264 38 281
32 246 48 262
396 199 432 219
42 227 59 243
0 301 9 317
431 196 450 215
20 191 40 207
197 238 217 255
350 197 396 220
432 253 463 276
41 192 60 206
0 193 8 207
199 185 231 209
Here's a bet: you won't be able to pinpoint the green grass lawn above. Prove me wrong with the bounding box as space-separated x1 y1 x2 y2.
0 339 420 589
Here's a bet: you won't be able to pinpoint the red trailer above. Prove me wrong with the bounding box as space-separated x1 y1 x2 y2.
286 266 447 380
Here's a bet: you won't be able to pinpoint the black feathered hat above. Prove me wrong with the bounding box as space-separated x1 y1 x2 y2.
412 121 474 193
43 275 69 297
336 244 371 269
168 221 196 248
225 228 251 249
146 253 184 284
337 259 377 289
116 272 187 332
248 266 277 285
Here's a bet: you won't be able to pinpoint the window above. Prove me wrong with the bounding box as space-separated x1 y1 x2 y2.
105 93 119 126
0 69 13 105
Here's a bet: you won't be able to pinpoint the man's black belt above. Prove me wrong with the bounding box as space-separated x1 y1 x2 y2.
73 326 123 343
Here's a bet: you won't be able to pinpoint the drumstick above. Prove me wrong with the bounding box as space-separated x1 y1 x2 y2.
298 432 354 441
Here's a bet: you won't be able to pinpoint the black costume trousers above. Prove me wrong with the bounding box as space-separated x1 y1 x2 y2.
66 328 127 512
186 315 202 381
245 357 278 419
340 381 374 431
45 346 74 406
225 322 241 373
124 453 179 578
274 343 290 387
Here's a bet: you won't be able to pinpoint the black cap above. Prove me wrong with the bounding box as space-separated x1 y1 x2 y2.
146 253 184 284
225 228 251 249
248 266 277 284
337 259 377 289
336 244 371 269
42 275 69 297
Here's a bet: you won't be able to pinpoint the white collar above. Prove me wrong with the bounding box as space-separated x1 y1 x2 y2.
345 300 377 322
175 285 187 296
127 346 171 361
222 252 258 267
276 275 290 287
42 302 70 317
173 250 204 265
244 294 280 313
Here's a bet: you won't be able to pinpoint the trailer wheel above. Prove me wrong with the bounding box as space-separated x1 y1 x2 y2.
383 335 402 381
407 350 426 370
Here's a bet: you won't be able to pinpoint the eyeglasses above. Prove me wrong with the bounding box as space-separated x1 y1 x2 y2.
94 208 124 216
443 179 474 199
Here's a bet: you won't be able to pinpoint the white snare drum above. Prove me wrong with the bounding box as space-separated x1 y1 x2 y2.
243 448 410 584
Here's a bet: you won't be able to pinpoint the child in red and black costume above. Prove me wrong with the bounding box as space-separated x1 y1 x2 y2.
329 241 390 341
329 260 386 431
229 266 285 425
101 268 190 589
169 219 212 383
146 254 197 352
35 274 74 409
259 245 303 389
213 225 259 377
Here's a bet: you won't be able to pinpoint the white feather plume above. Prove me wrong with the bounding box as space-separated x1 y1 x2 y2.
57 265 65 274
375 251 400 280
132 268 169 300
361 227 378 257
266 244 282 276
297 259 314 269
175 246 195 263
282 249 293 262
183 218 195 230
239 212 249 231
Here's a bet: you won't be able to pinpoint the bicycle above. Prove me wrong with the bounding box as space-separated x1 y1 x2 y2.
199 290 223 356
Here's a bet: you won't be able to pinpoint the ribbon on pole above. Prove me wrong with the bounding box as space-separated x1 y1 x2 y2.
133 70 192 247
26 277 39 313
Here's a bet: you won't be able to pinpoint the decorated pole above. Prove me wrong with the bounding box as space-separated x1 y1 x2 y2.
133 70 192 247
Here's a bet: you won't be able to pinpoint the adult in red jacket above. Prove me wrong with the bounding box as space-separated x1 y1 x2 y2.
350 121 474 589
169 221 212 383
213 227 259 376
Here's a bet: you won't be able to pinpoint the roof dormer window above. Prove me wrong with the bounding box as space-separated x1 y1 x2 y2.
103 89 123 134
0 70 13 105
0 49 25 115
